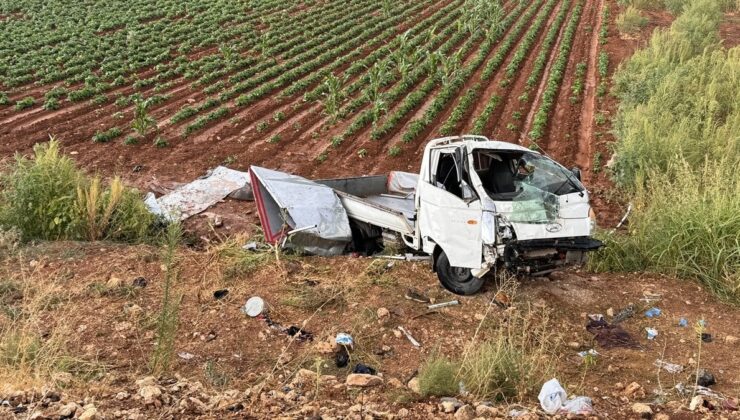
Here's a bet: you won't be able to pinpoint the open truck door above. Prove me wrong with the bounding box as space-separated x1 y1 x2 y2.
417 145 485 295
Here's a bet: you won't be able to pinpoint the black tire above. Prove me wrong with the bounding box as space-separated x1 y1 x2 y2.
435 251 485 295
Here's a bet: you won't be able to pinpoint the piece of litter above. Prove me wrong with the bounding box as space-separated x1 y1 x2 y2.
213 289 229 300
242 242 258 251
678 317 688 327
352 363 377 375
242 296 265 317
587 313 604 321
646 327 658 340
178 352 195 360
586 319 640 349
398 326 421 348
654 359 683 374
538 378 593 415
335 333 354 349
644 307 661 318
578 349 599 358
701 333 713 343
428 300 459 310
404 288 431 303
612 303 635 323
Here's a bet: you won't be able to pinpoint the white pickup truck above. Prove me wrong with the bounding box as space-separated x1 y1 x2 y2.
250 135 602 295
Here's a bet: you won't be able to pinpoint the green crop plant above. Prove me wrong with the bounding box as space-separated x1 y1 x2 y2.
131 98 156 138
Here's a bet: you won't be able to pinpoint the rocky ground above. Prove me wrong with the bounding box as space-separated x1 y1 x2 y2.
0 238 739 419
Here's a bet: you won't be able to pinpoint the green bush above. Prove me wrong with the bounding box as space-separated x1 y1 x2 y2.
418 354 458 397
591 159 740 302
616 6 648 34
595 0 740 303
0 139 155 242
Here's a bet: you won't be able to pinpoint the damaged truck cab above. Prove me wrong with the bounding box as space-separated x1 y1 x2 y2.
251 135 602 296
414 136 601 295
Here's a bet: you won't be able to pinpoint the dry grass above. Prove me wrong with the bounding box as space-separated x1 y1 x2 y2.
417 274 562 402
0 253 102 388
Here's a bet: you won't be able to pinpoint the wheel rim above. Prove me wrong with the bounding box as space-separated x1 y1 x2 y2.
448 266 472 283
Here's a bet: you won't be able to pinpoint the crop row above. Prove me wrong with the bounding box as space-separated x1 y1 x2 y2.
528 1 585 141
442 0 560 136
363 1 531 143
401 0 543 144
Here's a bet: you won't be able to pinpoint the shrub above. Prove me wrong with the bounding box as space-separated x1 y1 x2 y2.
0 139 155 242
616 7 648 34
418 354 458 397
591 159 740 302
0 92 9 105
92 127 122 143
14 97 35 111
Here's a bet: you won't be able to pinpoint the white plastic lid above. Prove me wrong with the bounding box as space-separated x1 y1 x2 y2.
244 296 265 317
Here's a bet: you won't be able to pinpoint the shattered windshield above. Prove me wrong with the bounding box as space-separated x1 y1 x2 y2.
473 150 584 223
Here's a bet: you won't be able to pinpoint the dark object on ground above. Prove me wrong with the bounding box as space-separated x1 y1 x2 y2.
694 369 716 387
286 326 313 341
336 347 349 368
405 288 431 303
132 165 143 173
353 363 377 375
213 289 229 300
612 303 635 323
701 333 713 343
132 277 147 288
586 319 640 349
12 406 27 414
227 402 245 412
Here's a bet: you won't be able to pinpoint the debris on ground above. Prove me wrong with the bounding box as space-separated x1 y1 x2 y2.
242 296 265 317
335 333 354 349
577 349 599 358
654 359 683 374
397 326 421 348
694 368 717 387
352 364 377 375
645 327 658 340
493 291 511 308
701 333 713 343
611 303 635 323
428 300 460 309
335 347 349 368
145 166 251 221
213 289 229 300
679 317 688 327
644 307 661 318
586 318 640 349
285 326 313 341
132 276 147 288
404 288 431 303
538 378 594 415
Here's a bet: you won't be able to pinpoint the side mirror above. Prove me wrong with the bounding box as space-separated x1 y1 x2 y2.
570 167 582 181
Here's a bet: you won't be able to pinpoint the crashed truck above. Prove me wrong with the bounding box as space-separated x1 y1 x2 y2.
250 135 602 295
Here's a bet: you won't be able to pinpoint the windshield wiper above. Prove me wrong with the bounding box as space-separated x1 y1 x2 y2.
553 168 583 196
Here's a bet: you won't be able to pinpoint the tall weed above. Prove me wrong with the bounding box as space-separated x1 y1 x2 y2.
0 139 155 242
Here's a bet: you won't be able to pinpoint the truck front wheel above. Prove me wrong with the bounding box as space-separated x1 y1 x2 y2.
436 251 485 295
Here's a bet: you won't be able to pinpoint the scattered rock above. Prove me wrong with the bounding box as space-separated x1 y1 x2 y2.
654 413 670 420
115 391 129 400
78 405 97 420
114 321 132 332
689 395 705 411
139 385 162 404
454 404 475 420
346 373 383 387
631 403 652 418
606 307 614 317
475 404 498 417
377 307 390 319
58 402 78 418
387 377 403 388
407 377 421 394
440 397 463 413
397 408 410 417
123 303 143 318
107 275 122 288
393 329 402 338
725 335 739 344
567 341 581 349
622 382 645 399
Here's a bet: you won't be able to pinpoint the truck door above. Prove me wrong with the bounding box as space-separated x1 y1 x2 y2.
418 147 483 269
